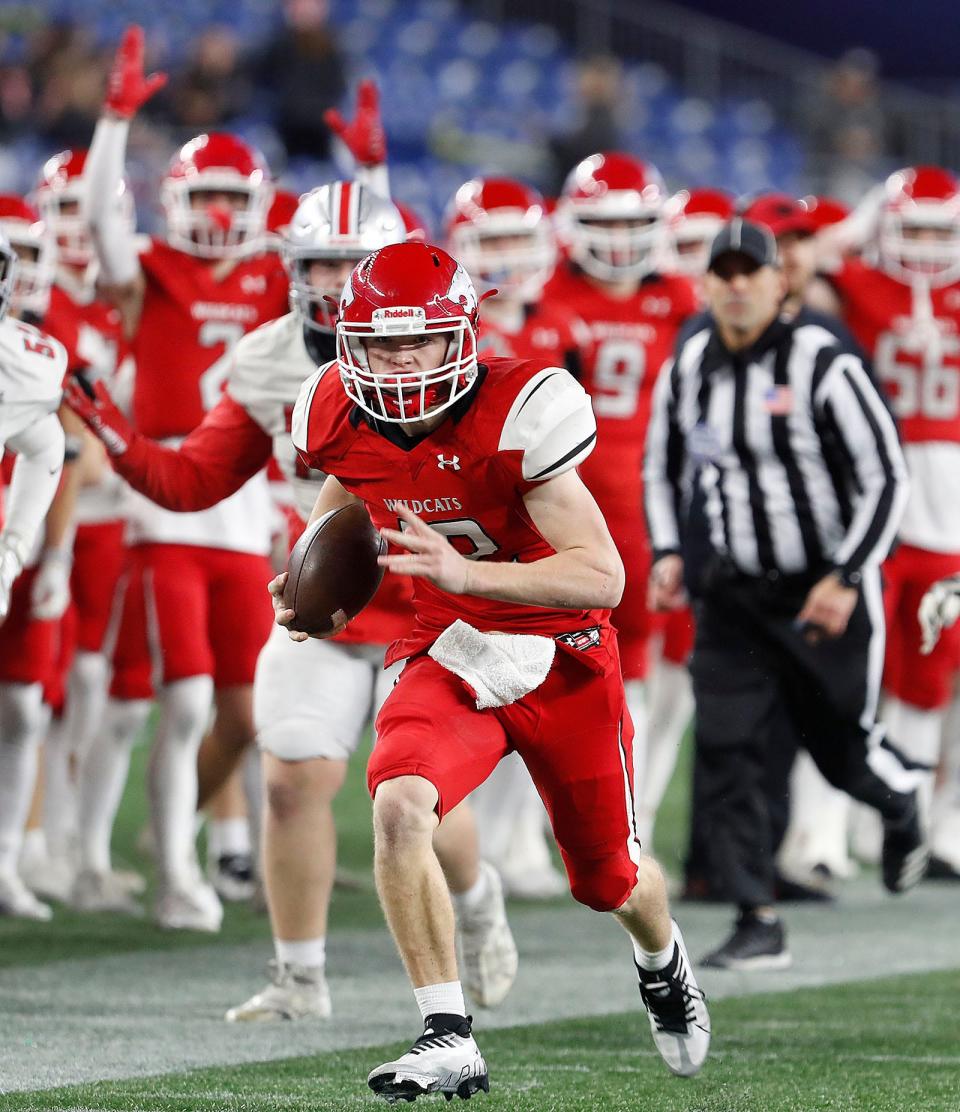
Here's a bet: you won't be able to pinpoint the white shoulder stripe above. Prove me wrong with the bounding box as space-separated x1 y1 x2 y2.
291 361 335 453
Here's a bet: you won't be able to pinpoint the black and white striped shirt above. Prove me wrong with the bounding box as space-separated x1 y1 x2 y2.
644 313 909 582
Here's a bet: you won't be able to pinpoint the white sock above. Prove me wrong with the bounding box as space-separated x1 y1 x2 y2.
20 826 46 868
43 714 76 860
633 921 677 972
414 981 466 1021
64 651 110 768
893 702 943 830
639 660 694 846
78 698 151 874
148 675 214 889
274 936 326 969
0 683 46 876
451 867 489 917
207 817 251 859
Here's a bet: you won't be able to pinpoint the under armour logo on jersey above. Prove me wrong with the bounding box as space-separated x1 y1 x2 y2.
437 454 461 471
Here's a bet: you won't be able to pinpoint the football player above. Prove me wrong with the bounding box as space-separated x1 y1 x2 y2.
286 241 709 1101
545 152 698 841
0 229 68 920
78 26 289 930
68 181 518 1015
818 167 960 854
24 149 136 910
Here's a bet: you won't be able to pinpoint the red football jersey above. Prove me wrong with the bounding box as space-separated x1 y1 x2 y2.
132 238 289 439
833 258 960 445
292 357 608 665
544 264 697 519
476 301 584 366
43 282 124 380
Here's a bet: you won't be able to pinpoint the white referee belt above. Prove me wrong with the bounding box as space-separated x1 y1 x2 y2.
428 619 556 710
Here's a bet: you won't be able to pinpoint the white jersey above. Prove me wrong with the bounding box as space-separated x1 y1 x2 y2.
0 316 65 446
228 312 328 522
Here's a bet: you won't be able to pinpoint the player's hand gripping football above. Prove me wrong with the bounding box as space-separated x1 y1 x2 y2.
323 79 386 167
918 574 960 655
63 373 132 457
104 25 168 119
267 571 349 642
379 506 470 594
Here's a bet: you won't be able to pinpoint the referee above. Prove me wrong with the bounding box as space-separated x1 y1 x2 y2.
644 219 928 970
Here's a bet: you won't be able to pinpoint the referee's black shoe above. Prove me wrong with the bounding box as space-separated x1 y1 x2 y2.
700 911 792 971
881 794 929 894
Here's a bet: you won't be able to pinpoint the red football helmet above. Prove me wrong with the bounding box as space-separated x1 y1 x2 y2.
878 166 960 285
337 242 480 423
445 177 557 301
557 152 667 281
0 195 55 316
160 133 273 258
802 195 850 231
740 193 814 240
665 187 735 276
34 148 134 267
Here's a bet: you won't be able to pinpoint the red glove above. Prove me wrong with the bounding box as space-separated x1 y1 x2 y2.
105 25 168 119
323 80 386 167
63 373 133 457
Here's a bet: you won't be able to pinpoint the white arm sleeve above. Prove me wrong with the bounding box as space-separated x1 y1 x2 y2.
2 413 65 560
83 117 140 286
356 162 391 202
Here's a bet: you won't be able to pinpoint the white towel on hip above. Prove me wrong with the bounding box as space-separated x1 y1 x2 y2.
428 619 556 710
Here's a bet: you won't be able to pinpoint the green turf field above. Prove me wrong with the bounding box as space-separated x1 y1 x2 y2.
2 727 958 1111
6 971 959 1111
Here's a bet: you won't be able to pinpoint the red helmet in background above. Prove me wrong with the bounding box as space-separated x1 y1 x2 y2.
557 152 667 281
877 166 960 286
34 148 134 267
0 195 55 316
665 187 735 276
395 201 430 242
337 242 480 423
740 193 815 240
161 132 273 258
445 176 556 302
802 195 850 231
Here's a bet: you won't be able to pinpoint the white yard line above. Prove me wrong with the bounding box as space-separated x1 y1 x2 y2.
0 877 957 1094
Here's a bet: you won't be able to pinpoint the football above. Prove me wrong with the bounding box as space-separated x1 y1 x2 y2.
283 502 386 636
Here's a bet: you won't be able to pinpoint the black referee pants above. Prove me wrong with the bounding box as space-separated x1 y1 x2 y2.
690 569 915 910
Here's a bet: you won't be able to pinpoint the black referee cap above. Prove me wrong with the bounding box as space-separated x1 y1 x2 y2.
707 219 779 272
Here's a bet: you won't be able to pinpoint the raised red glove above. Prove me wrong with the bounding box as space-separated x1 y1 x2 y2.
323 79 386 167
105 25 168 119
63 373 133 457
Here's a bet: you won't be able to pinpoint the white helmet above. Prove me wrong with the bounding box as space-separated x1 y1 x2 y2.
0 195 55 317
282 181 406 333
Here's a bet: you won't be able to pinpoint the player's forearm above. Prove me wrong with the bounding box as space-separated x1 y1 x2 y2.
84 117 140 287
463 548 625 611
115 433 260 512
2 414 66 558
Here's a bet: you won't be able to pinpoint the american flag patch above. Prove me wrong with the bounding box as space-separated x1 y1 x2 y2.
763 385 794 415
